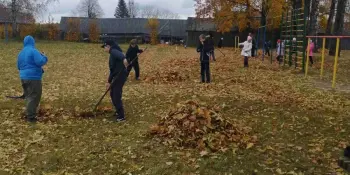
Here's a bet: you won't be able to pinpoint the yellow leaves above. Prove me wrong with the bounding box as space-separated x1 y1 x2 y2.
19 24 36 39
246 142 254 149
0 24 13 39
47 23 59 41
65 18 81 42
319 15 327 31
146 18 159 45
89 19 100 43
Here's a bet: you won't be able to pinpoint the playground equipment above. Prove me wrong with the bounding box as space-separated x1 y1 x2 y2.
3 23 9 44
305 36 350 89
254 7 307 68
280 8 307 70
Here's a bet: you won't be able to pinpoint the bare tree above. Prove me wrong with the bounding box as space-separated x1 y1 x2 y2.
329 0 348 56
77 0 104 18
127 0 139 18
138 5 180 19
1 0 58 37
308 0 320 35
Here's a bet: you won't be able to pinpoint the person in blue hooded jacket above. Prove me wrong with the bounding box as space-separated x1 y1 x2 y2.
17 36 48 123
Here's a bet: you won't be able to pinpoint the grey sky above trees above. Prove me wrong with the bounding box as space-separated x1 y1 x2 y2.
46 0 195 22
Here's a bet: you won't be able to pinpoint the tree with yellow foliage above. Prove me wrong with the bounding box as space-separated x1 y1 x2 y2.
146 18 159 45
195 0 285 32
65 18 81 42
89 19 100 43
19 24 36 39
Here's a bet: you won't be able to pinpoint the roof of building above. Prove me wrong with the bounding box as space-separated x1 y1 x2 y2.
59 17 187 37
0 5 34 24
186 17 238 32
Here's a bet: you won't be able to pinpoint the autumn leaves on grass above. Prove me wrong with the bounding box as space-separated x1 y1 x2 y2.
150 100 257 155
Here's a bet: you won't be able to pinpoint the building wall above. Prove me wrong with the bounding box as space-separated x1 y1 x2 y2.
186 31 249 48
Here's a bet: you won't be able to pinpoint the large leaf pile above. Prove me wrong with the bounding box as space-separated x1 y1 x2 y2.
144 70 189 84
150 100 257 152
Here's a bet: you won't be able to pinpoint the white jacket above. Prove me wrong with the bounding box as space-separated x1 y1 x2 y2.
239 41 252 57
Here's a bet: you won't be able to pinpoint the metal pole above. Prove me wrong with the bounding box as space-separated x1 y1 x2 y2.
332 38 340 89
320 38 326 79
305 38 310 77
263 26 266 61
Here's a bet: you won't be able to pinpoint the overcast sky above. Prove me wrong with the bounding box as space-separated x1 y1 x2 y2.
45 0 196 22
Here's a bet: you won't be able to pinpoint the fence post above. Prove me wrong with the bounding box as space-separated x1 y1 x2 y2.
320 38 326 79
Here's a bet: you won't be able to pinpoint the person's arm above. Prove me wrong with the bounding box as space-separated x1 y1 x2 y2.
137 45 143 53
196 43 203 52
33 49 48 67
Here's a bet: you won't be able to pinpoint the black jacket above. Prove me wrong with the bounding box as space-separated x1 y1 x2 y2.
125 45 143 62
197 40 212 62
108 48 126 83
218 39 223 48
207 37 215 51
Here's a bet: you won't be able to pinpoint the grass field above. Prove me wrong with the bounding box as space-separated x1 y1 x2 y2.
0 41 350 175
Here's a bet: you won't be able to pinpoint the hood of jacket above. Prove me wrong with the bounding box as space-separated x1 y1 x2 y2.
24 36 35 47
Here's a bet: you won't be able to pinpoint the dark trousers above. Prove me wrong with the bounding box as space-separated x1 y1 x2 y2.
211 51 216 61
265 49 270 56
21 80 42 119
127 61 140 79
309 56 314 65
110 71 127 119
244 56 249 67
200 62 210 83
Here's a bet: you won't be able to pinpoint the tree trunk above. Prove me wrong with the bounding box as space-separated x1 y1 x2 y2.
11 0 18 38
329 0 347 56
326 0 336 48
308 0 319 35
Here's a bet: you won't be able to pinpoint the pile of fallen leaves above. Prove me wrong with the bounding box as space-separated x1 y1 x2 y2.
144 70 189 84
150 100 257 153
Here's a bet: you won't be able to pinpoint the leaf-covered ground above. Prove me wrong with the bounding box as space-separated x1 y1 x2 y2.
0 41 350 175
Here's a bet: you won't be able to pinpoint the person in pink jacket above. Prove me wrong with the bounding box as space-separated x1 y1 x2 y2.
308 39 315 66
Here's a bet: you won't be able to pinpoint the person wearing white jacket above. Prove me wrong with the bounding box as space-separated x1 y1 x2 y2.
238 36 253 67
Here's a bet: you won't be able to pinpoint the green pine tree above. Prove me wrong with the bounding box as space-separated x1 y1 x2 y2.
114 0 130 18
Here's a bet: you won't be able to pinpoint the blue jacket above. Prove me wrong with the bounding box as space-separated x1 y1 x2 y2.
17 36 48 80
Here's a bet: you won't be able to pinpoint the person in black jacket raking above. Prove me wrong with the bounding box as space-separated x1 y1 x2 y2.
102 40 129 122
126 39 143 80
197 34 212 83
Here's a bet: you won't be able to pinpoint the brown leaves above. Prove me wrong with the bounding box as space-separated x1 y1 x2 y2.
144 70 189 84
150 100 257 153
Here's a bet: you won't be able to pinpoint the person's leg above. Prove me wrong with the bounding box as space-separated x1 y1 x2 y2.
200 62 205 83
134 61 140 80
244 56 249 67
212 51 216 61
110 72 127 120
22 80 42 122
309 56 314 65
206 62 211 83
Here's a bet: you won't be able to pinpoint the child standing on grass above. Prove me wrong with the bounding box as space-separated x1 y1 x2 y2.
126 39 143 80
308 39 315 66
238 36 253 68
197 34 212 83
276 39 285 64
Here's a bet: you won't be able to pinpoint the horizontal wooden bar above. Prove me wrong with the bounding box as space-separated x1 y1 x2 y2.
306 36 350 38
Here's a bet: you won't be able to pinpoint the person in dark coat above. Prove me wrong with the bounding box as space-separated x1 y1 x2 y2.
102 40 129 122
250 33 256 58
207 34 215 61
17 35 48 123
264 40 271 56
197 34 212 83
126 39 143 80
218 37 223 48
